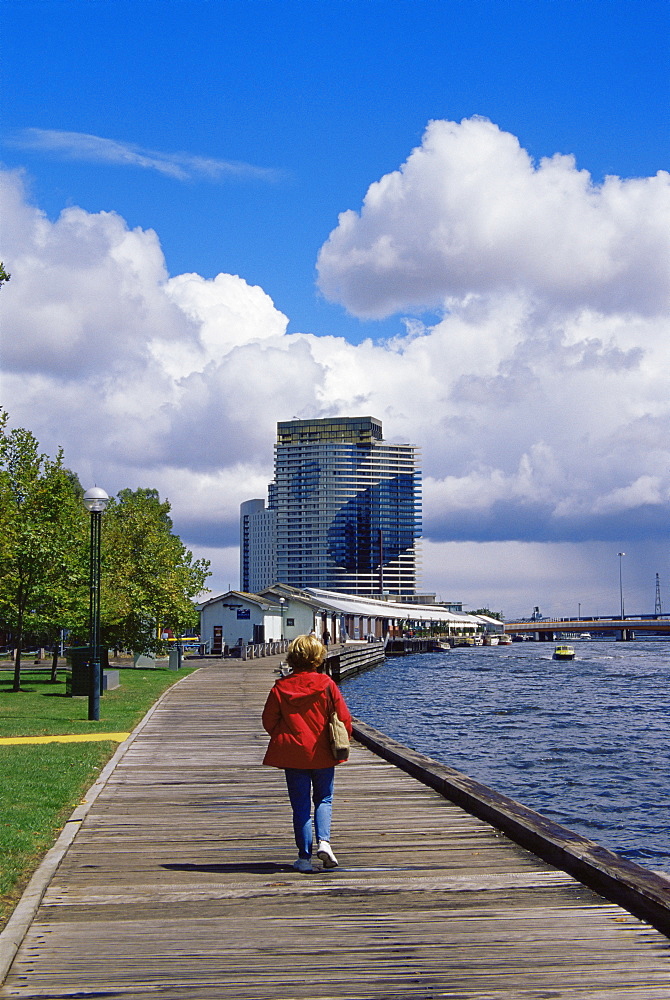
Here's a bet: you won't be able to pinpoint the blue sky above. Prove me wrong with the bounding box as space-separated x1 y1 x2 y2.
2 0 669 617
5 0 668 341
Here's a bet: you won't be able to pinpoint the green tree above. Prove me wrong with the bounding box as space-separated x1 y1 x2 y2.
0 413 88 690
100 488 210 654
473 608 503 620
0 414 211 669
0 261 10 287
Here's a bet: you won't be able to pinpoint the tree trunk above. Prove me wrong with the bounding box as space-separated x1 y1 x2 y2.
12 607 24 691
50 643 60 683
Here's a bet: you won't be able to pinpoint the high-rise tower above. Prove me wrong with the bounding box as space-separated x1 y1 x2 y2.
263 415 421 596
239 499 276 593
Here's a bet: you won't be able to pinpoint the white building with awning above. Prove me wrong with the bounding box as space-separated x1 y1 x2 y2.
473 613 505 635
304 587 483 641
199 584 488 652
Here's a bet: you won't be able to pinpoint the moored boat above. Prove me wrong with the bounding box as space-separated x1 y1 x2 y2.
553 644 575 661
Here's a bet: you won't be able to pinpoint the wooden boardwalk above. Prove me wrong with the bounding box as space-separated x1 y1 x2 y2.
2 658 670 999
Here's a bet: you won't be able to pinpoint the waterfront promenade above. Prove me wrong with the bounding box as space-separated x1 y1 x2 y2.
2 656 670 998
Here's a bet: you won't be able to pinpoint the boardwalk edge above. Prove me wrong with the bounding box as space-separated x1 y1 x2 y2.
352 717 670 939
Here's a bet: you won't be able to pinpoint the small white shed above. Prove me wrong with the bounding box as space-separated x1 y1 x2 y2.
199 591 283 654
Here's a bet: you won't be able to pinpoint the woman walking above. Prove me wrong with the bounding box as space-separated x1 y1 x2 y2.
262 634 352 872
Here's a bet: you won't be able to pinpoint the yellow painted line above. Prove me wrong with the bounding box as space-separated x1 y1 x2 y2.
0 732 131 745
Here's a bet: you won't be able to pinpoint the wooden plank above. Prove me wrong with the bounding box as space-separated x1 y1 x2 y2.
2 657 670 999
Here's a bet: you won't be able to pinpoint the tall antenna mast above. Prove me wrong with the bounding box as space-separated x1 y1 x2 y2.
655 572 662 616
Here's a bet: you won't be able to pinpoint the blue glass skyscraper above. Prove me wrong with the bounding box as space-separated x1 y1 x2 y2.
268 416 421 596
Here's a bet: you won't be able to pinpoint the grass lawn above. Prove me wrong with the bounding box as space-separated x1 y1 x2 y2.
0 664 197 930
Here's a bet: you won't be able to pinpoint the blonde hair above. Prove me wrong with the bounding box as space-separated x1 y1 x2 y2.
286 634 327 672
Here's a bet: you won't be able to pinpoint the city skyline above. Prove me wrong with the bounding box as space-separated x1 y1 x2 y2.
1 1 669 618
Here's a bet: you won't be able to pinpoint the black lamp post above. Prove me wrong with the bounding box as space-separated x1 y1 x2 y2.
83 487 109 721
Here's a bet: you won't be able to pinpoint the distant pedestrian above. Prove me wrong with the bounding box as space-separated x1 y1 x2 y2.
322 628 331 648
262 634 352 872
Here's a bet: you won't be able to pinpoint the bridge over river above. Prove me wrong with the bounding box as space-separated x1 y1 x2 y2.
504 616 670 641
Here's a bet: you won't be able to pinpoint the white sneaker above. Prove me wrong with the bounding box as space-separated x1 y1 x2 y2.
293 857 314 873
317 841 339 868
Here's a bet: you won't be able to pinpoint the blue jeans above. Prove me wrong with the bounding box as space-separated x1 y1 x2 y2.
284 767 335 859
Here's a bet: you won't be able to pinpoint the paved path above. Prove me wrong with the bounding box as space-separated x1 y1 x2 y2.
2 658 670 998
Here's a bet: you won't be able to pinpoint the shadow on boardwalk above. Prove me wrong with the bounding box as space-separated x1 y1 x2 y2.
2 657 670 998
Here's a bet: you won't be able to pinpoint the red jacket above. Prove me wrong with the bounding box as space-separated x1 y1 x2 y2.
262 670 353 769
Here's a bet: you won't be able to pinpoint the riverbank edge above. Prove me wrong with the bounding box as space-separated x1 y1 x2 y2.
353 718 670 938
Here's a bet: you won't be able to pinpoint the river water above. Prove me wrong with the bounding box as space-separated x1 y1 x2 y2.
341 638 670 872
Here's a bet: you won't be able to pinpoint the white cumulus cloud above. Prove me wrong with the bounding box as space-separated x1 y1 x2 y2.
317 117 670 318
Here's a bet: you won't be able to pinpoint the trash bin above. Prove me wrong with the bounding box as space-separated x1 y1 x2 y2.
65 646 109 696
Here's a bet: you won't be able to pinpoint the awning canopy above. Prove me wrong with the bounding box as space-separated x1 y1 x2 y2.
305 588 481 627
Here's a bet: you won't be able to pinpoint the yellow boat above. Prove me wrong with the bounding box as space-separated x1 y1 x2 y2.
553 644 575 661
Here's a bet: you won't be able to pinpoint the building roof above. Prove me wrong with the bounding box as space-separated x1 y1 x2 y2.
304 587 481 626
257 583 325 611
198 590 282 613
472 614 504 628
